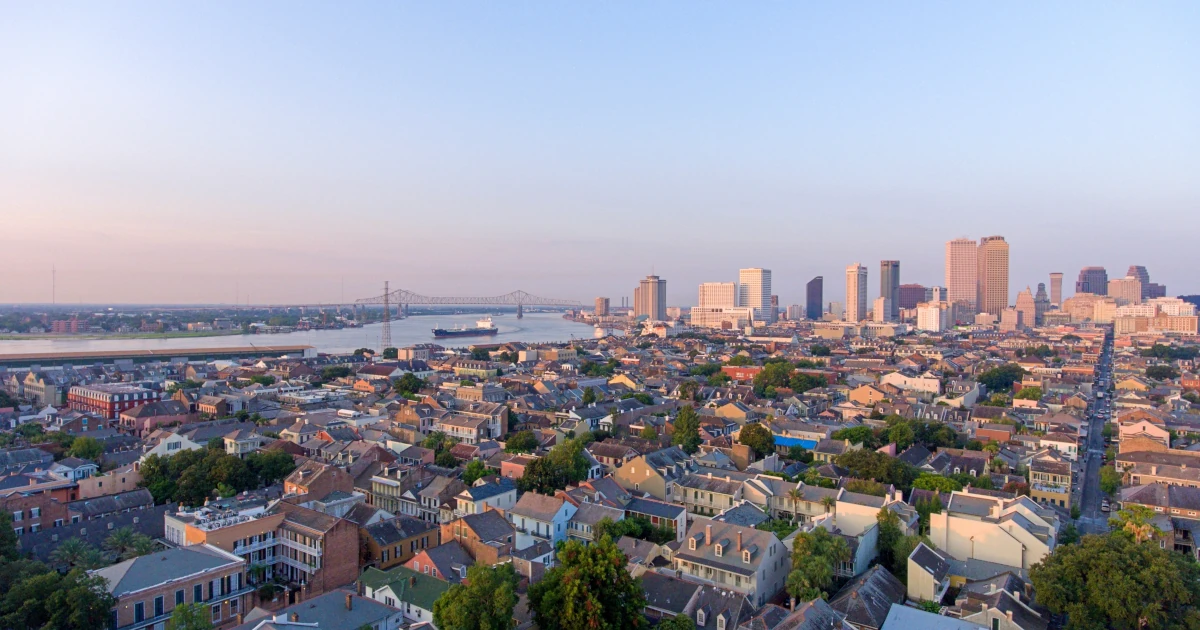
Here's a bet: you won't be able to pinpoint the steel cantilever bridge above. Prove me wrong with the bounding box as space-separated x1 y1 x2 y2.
355 282 582 347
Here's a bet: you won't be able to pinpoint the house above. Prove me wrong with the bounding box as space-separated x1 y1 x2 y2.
441 510 517 565
640 570 756 630
237 589 405 630
1028 459 1072 509
403 540 474 583
567 502 624 544
675 472 745 516
509 492 577 549
880 604 981 630
223 429 268 458
91 544 249 630
906 542 951 604
358 567 445 629
848 385 888 407
119 400 195 437
953 574 1050 630
827 565 906 630
813 439 860 463
612 446 694 500
454 477 518 517
929 491 1059 572
283 460 355 498
673 520 791 607
362 516 440 570
624 496 688 541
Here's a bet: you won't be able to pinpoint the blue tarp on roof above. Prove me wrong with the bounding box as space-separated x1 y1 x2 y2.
774 436 817 449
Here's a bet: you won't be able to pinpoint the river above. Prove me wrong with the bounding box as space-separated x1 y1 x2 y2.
0 312 599 355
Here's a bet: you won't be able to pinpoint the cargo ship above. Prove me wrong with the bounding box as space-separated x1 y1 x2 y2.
432 317 499 338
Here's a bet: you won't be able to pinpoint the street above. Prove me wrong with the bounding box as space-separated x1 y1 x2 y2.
1076 333 1114 535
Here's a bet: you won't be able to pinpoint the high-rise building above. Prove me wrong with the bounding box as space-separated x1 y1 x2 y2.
917 302 949 332
873 297 894 323
1076 267 1108 295
1015 287 1036 330
945 238 979 312
1126 266 1166 299
927 286 946 302
828 301 844 319
880 260 900 319
770 295 779 320
806 277 823 320
786 304 804 321
594 297 609 317
698 282 737 309
977 236 1009 317
1034 283 1050 326
1108 276 1142 305
633 275 667 320
1049 273 1063 306
898 284 926 310
738 268 773 323
845 263 868 322
1127 265 1150 287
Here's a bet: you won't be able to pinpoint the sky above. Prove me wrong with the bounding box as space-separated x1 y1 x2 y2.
1 2 1198 307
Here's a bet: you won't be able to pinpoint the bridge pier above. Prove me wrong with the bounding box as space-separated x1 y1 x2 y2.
517 303 523 319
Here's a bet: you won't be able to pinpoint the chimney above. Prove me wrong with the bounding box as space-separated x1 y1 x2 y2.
346 593 353 611
289 613 299 622
705 524 712 545
737 531 742 552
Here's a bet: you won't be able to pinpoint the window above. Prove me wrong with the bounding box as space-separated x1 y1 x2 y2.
29 524 39 533
697 610 706 626
155 596 164 617
717 615 726 630
689 538 696 550
54 519 63 527
31 508 40 518
715 544 723 557
134 602 145 623
194 584 203 603
992 619 1000 630
211 604 221 623
230 599 238 615
176 590 184 606
11 511 21 522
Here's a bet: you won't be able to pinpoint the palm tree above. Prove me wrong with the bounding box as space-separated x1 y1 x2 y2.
50 537 91 569
123 534 157 560
820 495 837 520
787 488 804 524
104 527 136 557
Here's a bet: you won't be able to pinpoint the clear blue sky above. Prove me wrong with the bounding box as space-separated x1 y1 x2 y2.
1 2 1197 306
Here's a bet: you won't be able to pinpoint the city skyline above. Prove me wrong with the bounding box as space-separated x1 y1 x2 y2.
2 3 1199 305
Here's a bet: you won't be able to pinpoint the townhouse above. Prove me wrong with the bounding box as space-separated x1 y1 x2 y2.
671 520 791 607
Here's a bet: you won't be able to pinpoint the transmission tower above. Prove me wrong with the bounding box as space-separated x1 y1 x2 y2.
381 280 392 349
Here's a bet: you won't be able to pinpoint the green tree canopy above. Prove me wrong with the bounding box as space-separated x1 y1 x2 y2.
640 426 659 440
433 563 519 630
67 436 103 461
1014 386 1043 400
786 528 851 602
528 538 647 630
462 460 488 486
1146 365 1180 381
504 430 539 454
671 406 703 454
738 422 776 459
912 474 962 493
166 603 215 630
834 449 918 489
977 363 1026 393
1030 531 1200 629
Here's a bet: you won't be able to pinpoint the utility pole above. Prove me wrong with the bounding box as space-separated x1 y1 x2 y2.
381 281 392 350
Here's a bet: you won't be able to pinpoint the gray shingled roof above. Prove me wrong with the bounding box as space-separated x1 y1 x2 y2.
828 565 906 629
92 544 241 597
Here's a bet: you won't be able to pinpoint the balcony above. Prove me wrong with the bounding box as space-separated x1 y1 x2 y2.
278 554 321 572
233 537 276 555
280 537 322 557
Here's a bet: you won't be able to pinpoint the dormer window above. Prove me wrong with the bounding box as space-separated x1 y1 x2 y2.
743 550 751 563
717 615 727 630
689 538 696 550
697 611 706 626
715 544 723 557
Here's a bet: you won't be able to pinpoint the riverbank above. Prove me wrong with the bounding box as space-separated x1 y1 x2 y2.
0 330 247 341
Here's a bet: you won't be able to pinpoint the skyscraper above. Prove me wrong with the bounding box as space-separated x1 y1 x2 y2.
594 297 609 317
880 260 900 319
1127 265 1150 287
633 275 667 320
1049 273 1063 306
1034 283 1050 325
977 236 1010 316
1108 276 1142 305
806 277 823 320
698 282 736 309
738 268 773 323
1076 267 1108 295
845 263 868 322
1015 287 1035 330
898 284 926 310
945 238 979 312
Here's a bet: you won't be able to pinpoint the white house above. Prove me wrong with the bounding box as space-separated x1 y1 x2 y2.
508 492 577 550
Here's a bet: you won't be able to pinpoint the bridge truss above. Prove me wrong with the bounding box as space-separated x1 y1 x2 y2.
355 287 582 320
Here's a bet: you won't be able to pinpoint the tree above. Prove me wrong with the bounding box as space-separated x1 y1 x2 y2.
671 406 702 454
582 387 597 405
657 615 696 630
1014 386 1043 400
321 365 352 380
914 496 943 534
67 436 103 461
381 347 398 360
394 372 425 397
785 528 851 603
0 511 17 561
739 423 776 459
435 451 458 467
246 449 297 485
1030 531 1200 630
830 426 876 448
517 438 591 494
707 372 731 387
810 345 831 357
594 516 676 545
890 534 929 582
1146 365 1180 381
1100 465 1122 495
725 355 754 366
835 449 918 489
912 473 962 493
166 603 215 630
887 423 915 450
788 445 813 463
844 479 888 496
876 508 903 574
50 537 105 571
462 460 488 485
753 362 795 397
42 570 118 630
640 426 658 440
528 538 647 630
977 364 1026 393
1109 505 1163 544
504 430 539 454
433 563 519 630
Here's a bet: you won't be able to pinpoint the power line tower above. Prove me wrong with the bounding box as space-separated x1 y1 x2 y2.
381 280 392 349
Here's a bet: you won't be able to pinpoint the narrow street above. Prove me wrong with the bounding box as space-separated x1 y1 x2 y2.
1076 332 1114 535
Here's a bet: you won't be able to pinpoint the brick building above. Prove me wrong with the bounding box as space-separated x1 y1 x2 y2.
68 384 162 420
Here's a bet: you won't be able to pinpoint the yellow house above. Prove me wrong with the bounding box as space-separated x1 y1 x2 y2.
608 374 642 391
848 384 888 406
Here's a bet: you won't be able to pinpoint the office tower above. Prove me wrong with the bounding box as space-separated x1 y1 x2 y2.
1015 287 1036 329
917 302 949 332
1076 267 1108 295
873 297 893 323
999 308 1023 332
633 275 667 320
771 295 779 320
786 304 804 320
829 301 844 319
945 238 979 312
594 297 609 317
898 284 926 310
880 260 900 319
1127 265 1150 287
928 286 945 302
698 282 737 309
1034 283 1050 325
1049 273 1063 306
1108 276 1142 305
806 277 823 320
738 268 774 323
977 236 1009 316
1126 266 1165 299
845 263 868 322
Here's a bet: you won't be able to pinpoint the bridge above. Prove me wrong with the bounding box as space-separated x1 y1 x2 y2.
355 283 582 347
